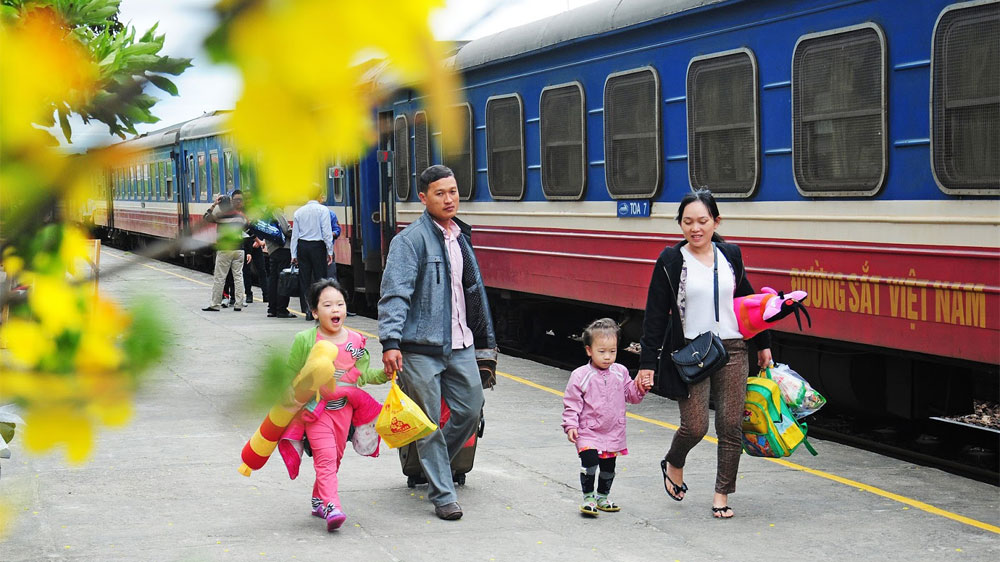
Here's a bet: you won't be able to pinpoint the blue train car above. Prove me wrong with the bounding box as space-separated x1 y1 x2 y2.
379 0 998 417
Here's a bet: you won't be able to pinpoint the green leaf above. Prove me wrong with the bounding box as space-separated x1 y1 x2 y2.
120 41 163 58
121 298 167 378
146 74 178 96
122 54 161 71
37 109 57 128
132 93 159 109
249 350 296 411
147 55 193 75
138 21 159 43
59 109 73 143
203 22 234 64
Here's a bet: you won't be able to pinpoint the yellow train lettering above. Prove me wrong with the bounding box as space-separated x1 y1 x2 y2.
789 269 988 329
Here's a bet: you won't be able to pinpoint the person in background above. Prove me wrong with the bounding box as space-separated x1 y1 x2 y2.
326 207 341 283
291 188 334 321
243 235 266 304
202 191 248 312
265 207 294 318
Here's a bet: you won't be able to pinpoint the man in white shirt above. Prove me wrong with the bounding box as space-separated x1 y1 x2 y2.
291 191 333 321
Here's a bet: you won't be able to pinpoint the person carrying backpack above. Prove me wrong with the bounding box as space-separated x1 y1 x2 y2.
636 189 772 519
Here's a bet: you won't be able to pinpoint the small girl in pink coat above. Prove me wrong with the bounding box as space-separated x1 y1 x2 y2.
562 318 654 516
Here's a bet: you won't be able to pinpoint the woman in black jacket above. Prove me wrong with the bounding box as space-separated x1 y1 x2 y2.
637 190 771 519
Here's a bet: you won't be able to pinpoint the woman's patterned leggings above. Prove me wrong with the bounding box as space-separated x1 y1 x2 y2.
665 339 748 495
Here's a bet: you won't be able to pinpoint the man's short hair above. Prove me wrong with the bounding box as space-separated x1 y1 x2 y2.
418 165 454 194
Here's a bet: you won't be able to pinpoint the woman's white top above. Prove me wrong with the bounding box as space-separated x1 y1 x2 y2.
679 245 743 341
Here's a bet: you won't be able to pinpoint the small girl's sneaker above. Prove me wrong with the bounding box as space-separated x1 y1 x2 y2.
595 494 620 512
325 507 347 531
311 498 324 518
580 494 599 517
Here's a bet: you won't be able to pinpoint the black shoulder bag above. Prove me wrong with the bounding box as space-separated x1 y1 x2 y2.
670 244 729 385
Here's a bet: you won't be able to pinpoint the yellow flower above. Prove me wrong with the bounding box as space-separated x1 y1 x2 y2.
22 404 94 464
1 249 25 278
60 226 93 278
74 331 124 374
226 0 459 207
0 8 98 146
0 372 76 403
0 318 54 368
28 275 83 336
86 394 132 427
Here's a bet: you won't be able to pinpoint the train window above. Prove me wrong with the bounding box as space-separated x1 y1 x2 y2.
210 150 221 197
393 114 410 200
223 149 236 192
165 161 174 200
129 166 136 199
792 24 886 196
540 82 586 200
442 103 474 200
187 155 195 200
687 49 759 197
198 152 207 201
156 161 164 200
486 93 525 200
414 111 430 184
329 166 345 203
604 67 662 199
932 1 1000 194
238 152 250 191
149 163 156 200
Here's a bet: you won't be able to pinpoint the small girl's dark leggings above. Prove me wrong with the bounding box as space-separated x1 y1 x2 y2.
579 449 617 495
665 339 748 495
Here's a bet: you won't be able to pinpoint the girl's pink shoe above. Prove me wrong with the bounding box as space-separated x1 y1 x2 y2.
325 507 346 531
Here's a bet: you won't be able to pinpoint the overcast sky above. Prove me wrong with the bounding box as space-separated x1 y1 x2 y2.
60 0 599 152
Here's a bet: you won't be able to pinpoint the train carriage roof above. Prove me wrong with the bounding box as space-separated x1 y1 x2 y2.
454 0 732 70
178 111 232 142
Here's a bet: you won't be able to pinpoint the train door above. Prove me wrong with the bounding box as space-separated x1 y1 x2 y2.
377 110 396 267
105 168 115 232
179 150 193 234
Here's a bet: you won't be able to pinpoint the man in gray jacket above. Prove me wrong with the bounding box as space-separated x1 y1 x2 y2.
379 165 496 521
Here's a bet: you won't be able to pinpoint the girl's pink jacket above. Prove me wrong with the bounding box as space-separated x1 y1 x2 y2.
562 362 646 452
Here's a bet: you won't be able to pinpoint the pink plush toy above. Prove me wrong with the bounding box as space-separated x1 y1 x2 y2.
733 287 811 339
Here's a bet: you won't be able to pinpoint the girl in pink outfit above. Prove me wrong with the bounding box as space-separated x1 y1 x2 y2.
278 279 387 532
562 318 654 516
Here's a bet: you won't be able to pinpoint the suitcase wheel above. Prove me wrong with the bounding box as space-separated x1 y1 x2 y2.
407 475 417 489
454 472 466 486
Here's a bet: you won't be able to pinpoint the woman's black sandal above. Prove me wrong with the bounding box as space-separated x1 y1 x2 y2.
660 459 688 501
712 506 734 519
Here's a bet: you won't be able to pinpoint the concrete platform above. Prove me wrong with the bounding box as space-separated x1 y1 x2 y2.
1 246 997 561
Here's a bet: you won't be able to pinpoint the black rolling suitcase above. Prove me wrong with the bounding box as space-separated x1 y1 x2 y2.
399 399 484 488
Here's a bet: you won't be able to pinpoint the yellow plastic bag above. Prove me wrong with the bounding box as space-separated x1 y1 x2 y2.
375 381 438 448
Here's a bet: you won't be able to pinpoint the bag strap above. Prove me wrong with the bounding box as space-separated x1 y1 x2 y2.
712 243 720 324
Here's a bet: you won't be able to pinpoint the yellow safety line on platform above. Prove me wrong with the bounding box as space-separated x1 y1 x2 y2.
102 250 211 286
118 258 1000 535
495 371 999 535
301 327 1000 534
